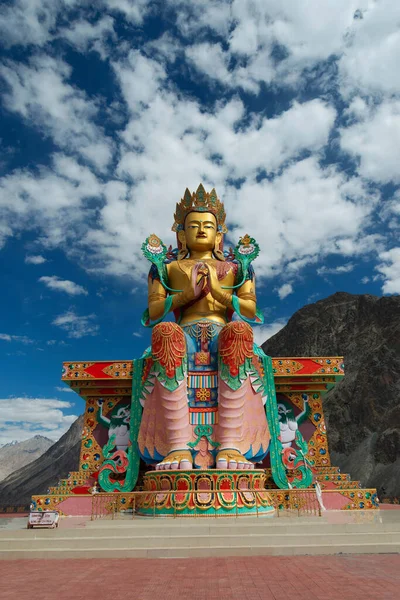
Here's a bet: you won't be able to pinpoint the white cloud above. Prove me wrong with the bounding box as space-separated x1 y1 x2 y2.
0 334 34 344
173 0 231 38
340 100 400 184
376 248 400 294
59 16 115 56
0 153 102 250
0 55 113 170
317 263 354 276
47 339 68 346
276 283 293 300
253 319 287 346
55 386 74 393
0 0 76 47
25 254 47 264
52 310 99 338
105 0 151 23
144 33 181 64
186 42 267 93
226 158 377 278
361 276 370 284
177 0 361 91
0 397 77 445
0 3 397 294
0 49 377 284
39 275 88 296
339 1 400 98
0 0 145 49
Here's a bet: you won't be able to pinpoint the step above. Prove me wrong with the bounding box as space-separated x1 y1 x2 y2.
0 519 400 543
1 542 400 559
316 473 351 481
2 518 400 542
2 513 399 558
1 530 400 552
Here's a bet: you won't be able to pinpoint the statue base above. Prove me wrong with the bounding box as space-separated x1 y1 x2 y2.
137 469 275 517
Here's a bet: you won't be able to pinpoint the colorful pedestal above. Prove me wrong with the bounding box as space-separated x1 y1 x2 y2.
138 469 274 516
30 357 379 515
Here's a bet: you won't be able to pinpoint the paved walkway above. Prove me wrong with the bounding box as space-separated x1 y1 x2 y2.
1 555 399 600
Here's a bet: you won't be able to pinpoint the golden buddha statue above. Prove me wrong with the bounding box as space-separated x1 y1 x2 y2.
137 184 271 471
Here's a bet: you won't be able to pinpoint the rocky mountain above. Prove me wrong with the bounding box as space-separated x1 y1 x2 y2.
263 292 400 498
0 435 54 482
0 415 83 507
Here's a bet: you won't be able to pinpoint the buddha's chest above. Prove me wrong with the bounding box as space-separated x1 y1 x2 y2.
167 260 237 288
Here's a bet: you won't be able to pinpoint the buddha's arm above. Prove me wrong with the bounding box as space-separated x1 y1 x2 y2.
236 279 257 319
207 266 256 320
148 278 168 321
147 264 205 321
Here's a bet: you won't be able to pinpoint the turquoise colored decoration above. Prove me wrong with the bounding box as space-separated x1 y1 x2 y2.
222 234 260 290
141 234 182 292
151 350 187 392
141 295 173 328
231 294 264 324
218 350 254 391
188 425 220 449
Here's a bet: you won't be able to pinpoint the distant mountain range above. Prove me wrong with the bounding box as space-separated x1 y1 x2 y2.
0 292 399 506
263 292 400 498
0 417 83 507
0 435 54 482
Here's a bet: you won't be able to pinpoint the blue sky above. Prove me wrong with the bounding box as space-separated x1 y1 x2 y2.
0 0 399 445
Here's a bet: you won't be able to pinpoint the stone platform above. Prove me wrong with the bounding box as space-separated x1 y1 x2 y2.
1 510 399 559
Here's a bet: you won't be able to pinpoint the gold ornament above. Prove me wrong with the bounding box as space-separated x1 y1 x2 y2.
240 234 251 246
172 183 228 234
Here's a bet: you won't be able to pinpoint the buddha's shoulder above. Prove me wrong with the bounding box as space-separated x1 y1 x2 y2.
166 260 186 275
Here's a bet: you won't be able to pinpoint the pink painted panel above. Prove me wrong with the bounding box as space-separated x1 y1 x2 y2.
57 495 93 516
322 491 350 510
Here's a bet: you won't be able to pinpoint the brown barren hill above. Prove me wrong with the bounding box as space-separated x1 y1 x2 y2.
263 292 400 498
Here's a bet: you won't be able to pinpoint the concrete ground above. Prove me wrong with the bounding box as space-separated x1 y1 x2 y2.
1 508 399 599
0 554 399 600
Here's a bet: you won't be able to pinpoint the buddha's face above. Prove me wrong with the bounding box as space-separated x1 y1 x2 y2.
182 211 221 252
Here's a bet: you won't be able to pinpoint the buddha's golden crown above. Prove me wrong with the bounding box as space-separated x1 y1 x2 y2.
172 184 228 234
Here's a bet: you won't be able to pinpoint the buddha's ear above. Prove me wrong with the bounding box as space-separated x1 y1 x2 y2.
177 230 188 260
213 231 225 261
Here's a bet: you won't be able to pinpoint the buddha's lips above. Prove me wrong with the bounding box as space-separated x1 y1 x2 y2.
196 234 207 238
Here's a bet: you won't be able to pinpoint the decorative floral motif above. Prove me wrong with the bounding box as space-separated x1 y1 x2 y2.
152 322 186 385
237 234 256 255
195 351 211 366
195 388 211 401
146 234 164 255
137 469 273 516
219 321 253 379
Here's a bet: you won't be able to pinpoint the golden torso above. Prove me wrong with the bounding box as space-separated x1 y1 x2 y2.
147 212 256 325
167 259 235 325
